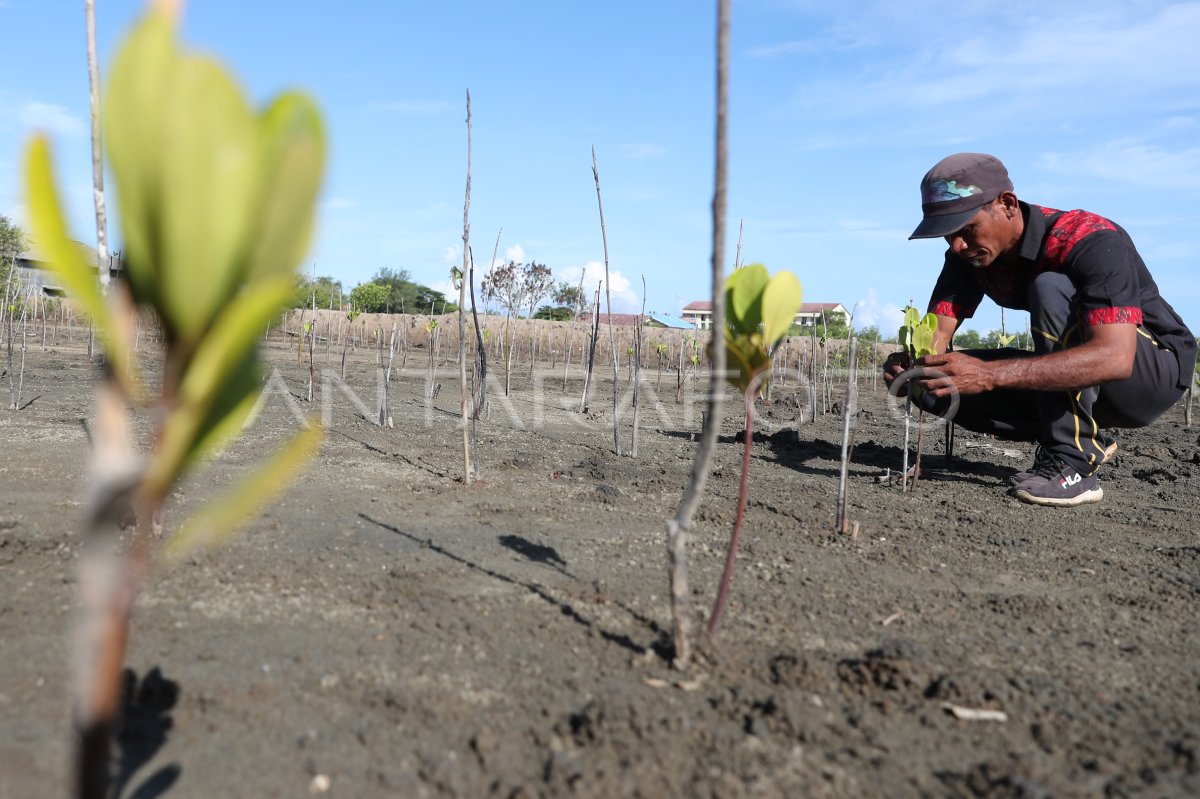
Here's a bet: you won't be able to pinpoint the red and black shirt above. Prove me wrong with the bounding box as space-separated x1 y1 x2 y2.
928 202 1196 390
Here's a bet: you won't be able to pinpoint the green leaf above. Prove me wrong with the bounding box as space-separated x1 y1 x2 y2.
760 271 802 346
164 422 324 562
725 263 769 334
142 349 254 499
25 138 107 327
104 9 177 307
178 275 294 416
183 350 263 469
912 324 935 357
244 92 326 283
900 304 939 358
143 276 293 494
159 54 258 340
723 330 770 393
24 137 136 386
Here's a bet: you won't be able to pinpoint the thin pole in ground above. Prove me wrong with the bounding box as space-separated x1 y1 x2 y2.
836 338 858 533
591 147 621 456
458 89 474 484
664 0 729 669
632 276 645 458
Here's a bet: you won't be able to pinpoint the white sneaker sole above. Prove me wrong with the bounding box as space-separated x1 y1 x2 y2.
1013 484 1104 507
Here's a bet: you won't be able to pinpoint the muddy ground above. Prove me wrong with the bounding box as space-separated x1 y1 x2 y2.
1 333 1198 798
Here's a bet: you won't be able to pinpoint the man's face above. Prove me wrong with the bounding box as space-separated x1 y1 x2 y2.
943 199 1010 268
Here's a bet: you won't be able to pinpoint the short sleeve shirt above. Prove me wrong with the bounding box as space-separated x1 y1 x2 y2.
927 202 1196 390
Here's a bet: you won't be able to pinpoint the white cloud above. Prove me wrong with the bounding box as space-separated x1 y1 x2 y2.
20 102 85 137
1037 140 1200 190
431 278 457 300
557 260 642 313
503 244 526 265
850 287 905 333
442 244 460 264
3 202 27 226
773 3 1200 141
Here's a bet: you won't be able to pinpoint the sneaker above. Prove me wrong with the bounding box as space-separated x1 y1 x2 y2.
1009 441 1117 487
1011 456 1103 507
1009 446 1055 487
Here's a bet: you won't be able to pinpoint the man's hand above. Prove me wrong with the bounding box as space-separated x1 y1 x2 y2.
882 351 913 395
918 351 996 398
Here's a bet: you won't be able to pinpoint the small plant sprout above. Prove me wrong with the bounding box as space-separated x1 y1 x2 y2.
898 304 938 362
897 305 938 490
26 7 325 796
707 263 802 635
341 307 360 380
425 317 439 398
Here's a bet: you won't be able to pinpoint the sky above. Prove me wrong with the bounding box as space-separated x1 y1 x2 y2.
1 0 1198 336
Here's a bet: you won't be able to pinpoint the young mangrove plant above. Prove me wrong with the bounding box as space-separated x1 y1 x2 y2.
340 307 360 380
707 262 801 635
26 8 324 796
897 304 937 490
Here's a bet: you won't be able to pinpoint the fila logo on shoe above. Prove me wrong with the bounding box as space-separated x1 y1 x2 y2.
1061 473 1082 488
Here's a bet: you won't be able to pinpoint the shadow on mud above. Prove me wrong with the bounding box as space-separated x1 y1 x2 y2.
499 534 569 573
759 431 1016 487
110 666 181 799
360 514 670 658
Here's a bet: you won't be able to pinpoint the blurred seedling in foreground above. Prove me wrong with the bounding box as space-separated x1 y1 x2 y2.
25 7 324 797
707 263 801 635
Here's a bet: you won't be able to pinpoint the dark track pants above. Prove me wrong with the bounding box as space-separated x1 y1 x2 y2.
918 272 1185 476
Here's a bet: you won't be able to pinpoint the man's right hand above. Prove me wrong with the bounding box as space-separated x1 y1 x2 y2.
882 351 913 395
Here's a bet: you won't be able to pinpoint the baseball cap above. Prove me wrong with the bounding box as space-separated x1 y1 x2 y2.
909 153 1013 240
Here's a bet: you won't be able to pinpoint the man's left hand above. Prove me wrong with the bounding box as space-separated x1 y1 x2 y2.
917 352 995 397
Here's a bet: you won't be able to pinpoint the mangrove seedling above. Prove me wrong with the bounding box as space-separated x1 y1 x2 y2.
655 341 668 390
898 305 938 490
26 7 325 796
341 308 360 380
707 263 802 635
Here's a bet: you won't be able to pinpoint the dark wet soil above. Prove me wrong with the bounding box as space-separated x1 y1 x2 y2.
2 333 1198 797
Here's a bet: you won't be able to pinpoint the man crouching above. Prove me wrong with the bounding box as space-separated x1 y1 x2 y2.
884 153 1196 507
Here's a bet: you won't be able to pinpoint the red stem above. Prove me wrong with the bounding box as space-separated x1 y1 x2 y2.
708 399 754 636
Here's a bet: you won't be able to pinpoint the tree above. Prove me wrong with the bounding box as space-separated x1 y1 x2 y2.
0 215 26 284
534 305 574 321
481 261 523 318
290 274 342 309
349 282 389 313
372 267 456 314
553 279 585 318
482 261 525 395
521 262 554 320
819 309 850 340
856 324 888 343
953 328 984 350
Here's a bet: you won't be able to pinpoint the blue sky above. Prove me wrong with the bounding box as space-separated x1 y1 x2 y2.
1 0 1197 336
